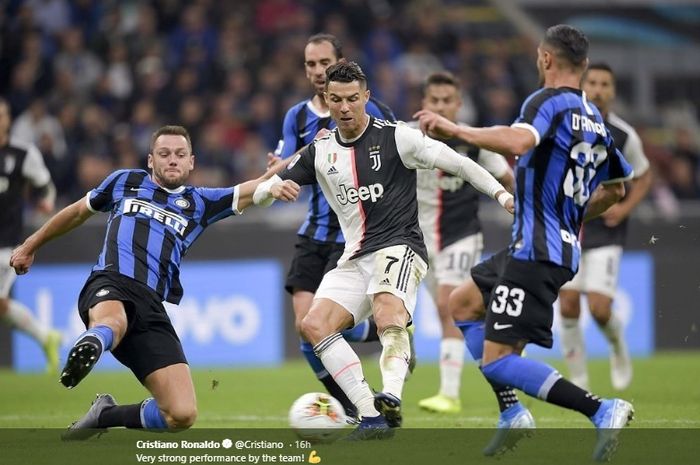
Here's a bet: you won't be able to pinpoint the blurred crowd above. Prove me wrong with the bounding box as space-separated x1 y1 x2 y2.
1 0 699 212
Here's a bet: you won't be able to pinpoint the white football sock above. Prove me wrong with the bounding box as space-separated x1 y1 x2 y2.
600 313 622 346
560 317 589 389
378 326 410 399
2 300 48 344
439 337 464 398
314 333 379 418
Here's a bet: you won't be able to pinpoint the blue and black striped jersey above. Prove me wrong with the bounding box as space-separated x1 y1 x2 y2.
275 97 395 243
86 169 239 304
509 87 633 272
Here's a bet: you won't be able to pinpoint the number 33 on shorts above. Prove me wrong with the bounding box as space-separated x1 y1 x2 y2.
491 285 525 317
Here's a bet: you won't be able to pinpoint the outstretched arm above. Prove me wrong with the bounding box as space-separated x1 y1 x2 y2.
432 144 514 214
414 110 536 157
601 168 651 227
10 197 95 275
236 175 300 211
584 182 626 222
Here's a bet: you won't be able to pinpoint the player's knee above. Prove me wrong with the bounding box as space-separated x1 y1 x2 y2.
299 314 326 344
448 288 483 321
558 292 581 319
0 298 8 315
164 405 197 429
373 306 406 333
588 297 612 324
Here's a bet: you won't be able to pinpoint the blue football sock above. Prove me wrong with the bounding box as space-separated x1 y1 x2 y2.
76 325 114 357
481 354 562 400
456 320 485 362
141 398 168 429
341 320 376 342
300 339 328 378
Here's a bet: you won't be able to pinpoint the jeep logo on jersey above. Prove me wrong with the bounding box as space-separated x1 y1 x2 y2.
369 145 382 171
123 198 189 236
336 183 384 205
418 174 465 192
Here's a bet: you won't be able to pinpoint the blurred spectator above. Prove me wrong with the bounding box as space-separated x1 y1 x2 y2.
0 0 694 211
75 151 113 198
477 85 517 126
53 27 103 96
26 0 71 37
130 99 159 156
255 0 303 36
78 103 111 156
11 98 67 158
15 31 54 94
167 4 218 70
177 95 206 140
669 127 700 199
395 39 442 87
125 3 161 63
100 40 133 117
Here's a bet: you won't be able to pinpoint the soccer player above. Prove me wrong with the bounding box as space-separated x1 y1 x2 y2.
275 33 397 418
559 62 652 390
558 63 651 391
413 72 514 414
255 61 514 438
10 125 299 438
0 97 61 373
415 25 635 461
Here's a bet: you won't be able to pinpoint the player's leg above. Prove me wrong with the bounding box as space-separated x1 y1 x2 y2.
287 238 359 417
63 292 194 440
586 246 631 391
417 283 464 413
452 255 526 419
0 252 61 372
64 363 196 441
302 264 389 438
479 258 633 460
559 290 589 389
142 364 197 428
419 236 480 413
367 245 428 428
60 273 140 388
559 249 589 389
60 299 127 388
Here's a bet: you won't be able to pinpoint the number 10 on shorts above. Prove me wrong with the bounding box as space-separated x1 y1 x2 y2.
491 285 525 317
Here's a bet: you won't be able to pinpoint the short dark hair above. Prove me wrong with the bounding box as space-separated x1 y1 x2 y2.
150 125 192 153
543 24 589 68
325 61 367 89
307 33 343 60
584 62 615 82
423 71 460 94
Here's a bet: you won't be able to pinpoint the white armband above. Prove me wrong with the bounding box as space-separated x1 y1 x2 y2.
253 174 283 207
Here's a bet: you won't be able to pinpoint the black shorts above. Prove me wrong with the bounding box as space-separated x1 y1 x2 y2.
78 271 187 382
285 236 344 294
473 249 573 349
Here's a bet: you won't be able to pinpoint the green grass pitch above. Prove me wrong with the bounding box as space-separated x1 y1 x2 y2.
1 351 699 429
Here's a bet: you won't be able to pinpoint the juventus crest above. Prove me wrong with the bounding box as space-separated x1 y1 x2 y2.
369 145 381 171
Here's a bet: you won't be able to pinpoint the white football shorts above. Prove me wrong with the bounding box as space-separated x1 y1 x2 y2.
423 232 483 299
561 245 623 298
314 244 427 324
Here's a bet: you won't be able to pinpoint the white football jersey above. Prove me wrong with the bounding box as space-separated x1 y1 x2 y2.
281 117 447 265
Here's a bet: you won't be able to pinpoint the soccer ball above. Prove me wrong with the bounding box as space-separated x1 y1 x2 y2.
288 392 347 442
